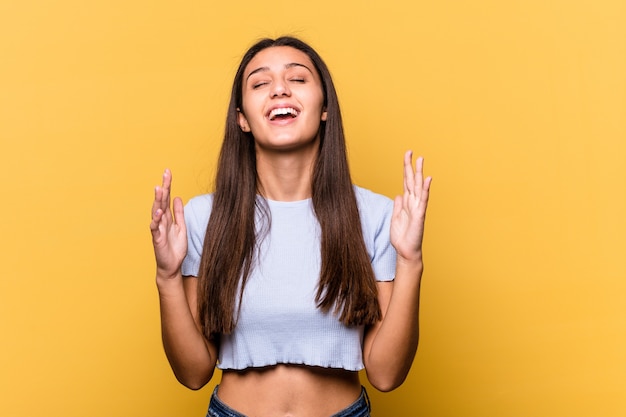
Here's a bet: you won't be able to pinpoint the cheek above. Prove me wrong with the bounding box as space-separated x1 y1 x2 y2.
314 97 327 121
314 91 326 113
240 100 262 125
240 90 259 112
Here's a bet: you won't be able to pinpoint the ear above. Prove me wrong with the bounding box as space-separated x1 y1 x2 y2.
237 108 250 132
321 108 328 122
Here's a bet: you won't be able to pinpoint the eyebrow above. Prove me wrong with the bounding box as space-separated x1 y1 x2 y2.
246 63 314 81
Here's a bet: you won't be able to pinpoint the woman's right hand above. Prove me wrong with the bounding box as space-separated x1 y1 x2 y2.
150 169 188 283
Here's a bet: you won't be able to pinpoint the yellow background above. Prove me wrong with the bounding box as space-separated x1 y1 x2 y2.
1 0 624 416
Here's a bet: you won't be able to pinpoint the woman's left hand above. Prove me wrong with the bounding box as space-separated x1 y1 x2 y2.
390 151 432 264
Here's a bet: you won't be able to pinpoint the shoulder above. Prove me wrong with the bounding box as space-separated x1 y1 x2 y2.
353 185 394 235
181 194 214 275
353 186 397 277
353 185 394 215
185 193 214 211
184 193 214 229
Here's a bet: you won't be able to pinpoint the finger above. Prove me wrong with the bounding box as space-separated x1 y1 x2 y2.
414 156 424 194
392 195 403 220
149 208 163 233
172 197 186 231
423 175 432 192
161 169 172 213
151 185 163 219
403 150 414 194
418 176 432 215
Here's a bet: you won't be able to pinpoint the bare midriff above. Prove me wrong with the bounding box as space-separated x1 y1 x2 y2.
216 364 363 417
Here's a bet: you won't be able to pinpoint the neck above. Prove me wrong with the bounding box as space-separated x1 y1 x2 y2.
255 147 317 202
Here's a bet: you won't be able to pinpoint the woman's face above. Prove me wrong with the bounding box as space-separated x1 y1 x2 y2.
238 46 327 153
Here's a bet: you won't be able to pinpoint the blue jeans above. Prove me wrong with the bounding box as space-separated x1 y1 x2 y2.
207 386 371 417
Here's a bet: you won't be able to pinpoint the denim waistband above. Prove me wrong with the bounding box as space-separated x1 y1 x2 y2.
207 385 371 417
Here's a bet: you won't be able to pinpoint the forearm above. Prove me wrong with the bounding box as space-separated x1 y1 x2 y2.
158 275 217 390
364 258 423 391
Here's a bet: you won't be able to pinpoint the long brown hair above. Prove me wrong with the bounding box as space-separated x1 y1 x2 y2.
197 37 381 339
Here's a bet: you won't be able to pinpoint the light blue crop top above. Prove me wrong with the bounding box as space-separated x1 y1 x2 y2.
181 186 397 371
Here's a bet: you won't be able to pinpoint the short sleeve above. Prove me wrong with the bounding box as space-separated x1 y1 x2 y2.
181 194 213 277
354 186 397 282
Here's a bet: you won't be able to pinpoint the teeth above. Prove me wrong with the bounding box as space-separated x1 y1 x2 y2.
269 107 298 120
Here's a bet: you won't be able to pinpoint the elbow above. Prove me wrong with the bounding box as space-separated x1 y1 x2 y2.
175 369 214 391
180 379 207 391
185 383 206 391
368 374 407 393
365 362 410 392
364 342 419 392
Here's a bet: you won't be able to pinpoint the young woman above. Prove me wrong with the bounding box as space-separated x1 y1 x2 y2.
150 36 432 417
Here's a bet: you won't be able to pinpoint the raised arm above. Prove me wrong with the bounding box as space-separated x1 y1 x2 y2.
363 151 432 392
150 169 217 389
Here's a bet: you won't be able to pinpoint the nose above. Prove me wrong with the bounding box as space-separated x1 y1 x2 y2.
270 78 291 98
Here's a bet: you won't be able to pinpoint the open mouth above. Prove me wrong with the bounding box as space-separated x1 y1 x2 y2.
268 107 299 121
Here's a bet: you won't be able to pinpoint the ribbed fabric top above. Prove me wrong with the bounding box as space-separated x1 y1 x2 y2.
181 186 396 371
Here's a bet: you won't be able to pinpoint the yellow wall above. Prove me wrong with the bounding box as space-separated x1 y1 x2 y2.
1 1 624 416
